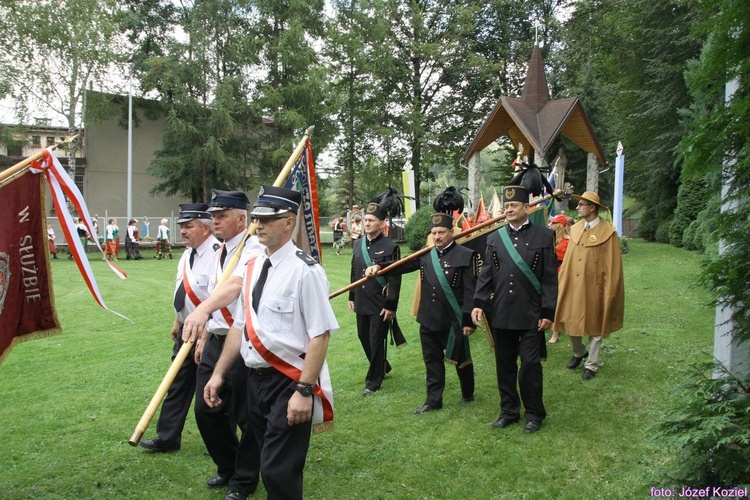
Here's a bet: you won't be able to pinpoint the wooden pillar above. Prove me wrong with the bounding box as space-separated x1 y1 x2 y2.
552 148 567 213
714 77 748 379
586 152 598 193
468 152 481 212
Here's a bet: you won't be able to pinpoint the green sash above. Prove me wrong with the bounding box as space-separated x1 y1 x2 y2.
360 237 388 288
429 248 471 367
498 227 542 296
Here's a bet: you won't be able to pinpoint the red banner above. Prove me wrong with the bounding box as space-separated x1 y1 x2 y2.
0 170 61 363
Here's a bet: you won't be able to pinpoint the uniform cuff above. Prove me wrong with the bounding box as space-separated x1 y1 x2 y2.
541 308 555 321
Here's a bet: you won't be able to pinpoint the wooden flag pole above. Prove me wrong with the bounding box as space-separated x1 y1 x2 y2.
329 188 564 300
129 126 315 446
0 136 78 186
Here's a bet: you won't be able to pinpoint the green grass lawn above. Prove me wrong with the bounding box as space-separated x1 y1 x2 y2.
0 239 714 499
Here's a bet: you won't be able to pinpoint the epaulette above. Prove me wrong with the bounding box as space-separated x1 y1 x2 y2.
296 250 317 266
213 243 221 251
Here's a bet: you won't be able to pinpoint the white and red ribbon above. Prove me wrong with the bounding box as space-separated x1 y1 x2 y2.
30 148 131 322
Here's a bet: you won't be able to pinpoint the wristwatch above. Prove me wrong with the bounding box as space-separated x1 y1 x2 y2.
295 382 314 397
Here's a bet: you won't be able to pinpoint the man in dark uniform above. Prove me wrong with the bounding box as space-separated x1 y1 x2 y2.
366 212 479 413
140 204 219 451
348 201 402 395
471 186 558 434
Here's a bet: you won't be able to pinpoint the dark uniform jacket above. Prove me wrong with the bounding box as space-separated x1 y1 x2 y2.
474 222 558 330
386 243 479 331
349 233 401 314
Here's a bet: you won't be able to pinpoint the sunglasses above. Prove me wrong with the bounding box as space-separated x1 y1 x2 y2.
251 215 289 224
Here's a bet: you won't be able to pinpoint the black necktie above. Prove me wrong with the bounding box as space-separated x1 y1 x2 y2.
174 248 197 312
252 259 272 312
220 244 227 268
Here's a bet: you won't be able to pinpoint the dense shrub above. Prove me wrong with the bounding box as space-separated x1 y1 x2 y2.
652 362 750 486
403 206 433 252
655 216 674 244
683 219 699 250
669 179 709 247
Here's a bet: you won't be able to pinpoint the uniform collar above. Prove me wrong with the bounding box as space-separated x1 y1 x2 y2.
436 241 454 256
508 219 531 233
265 238 296 267
194 235 219 256
367 232 383 244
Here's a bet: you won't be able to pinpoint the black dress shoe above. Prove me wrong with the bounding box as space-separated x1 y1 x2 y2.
524 421 542 434
582 368 597 380
566 351 589 369
413 404 441 414
206 475 231 488
489 416 519 429
362 388 377 396
138 438 180 452
462 397 474 404
224 491 247 500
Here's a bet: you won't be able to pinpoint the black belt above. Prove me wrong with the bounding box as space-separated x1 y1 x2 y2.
211 333 226 342
250 366 276 375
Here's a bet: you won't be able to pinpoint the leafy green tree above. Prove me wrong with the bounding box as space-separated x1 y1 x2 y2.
125 0 272 201
0 0 124 175
654 0 750 487
366 0 504 208
325 0 380 210
247 0 336 166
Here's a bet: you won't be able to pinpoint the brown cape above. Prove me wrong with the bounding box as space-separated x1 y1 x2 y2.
551 219 624 338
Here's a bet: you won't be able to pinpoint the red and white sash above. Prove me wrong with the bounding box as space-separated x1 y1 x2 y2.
181 258 209 308
243 257 334 432
212 243 234 326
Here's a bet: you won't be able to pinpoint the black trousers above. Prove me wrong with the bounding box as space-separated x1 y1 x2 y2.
155 334 196 447
247 368 312 500
195 334 260 493
492 327 546 423
420 326 474 407
356 313 390 391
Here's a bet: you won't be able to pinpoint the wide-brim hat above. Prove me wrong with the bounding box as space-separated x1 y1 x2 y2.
572 191 607 210
207 189 249 212
250 185 301 217
177 203 211 224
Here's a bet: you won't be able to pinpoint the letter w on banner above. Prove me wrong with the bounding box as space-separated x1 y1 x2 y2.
283 140 323 263
0 169 61 363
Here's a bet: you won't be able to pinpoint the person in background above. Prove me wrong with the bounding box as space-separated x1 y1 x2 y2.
547 213 570 344
332 216 346 255
126 218 142 260
155 218 173 260
349 215 362 248
105 218 118 262
47 222 58 259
